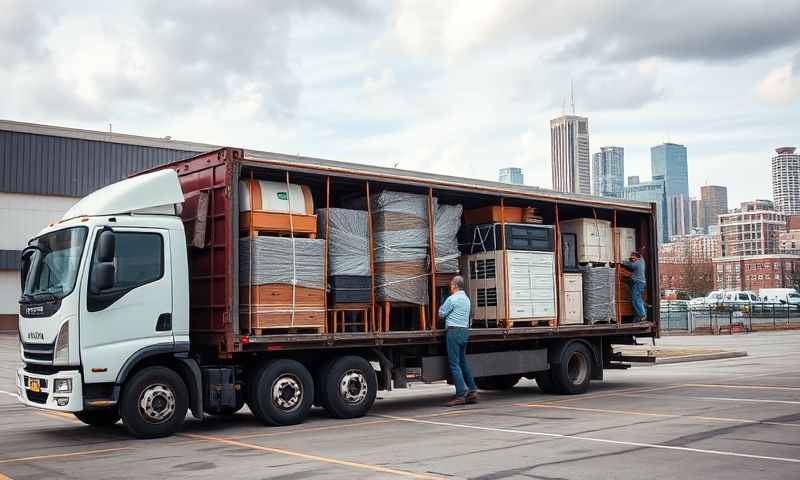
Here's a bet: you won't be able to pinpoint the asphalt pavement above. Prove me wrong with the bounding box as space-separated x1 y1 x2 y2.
1 331 799 479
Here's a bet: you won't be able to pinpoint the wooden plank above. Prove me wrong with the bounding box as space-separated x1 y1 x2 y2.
239 211 317 236
554 203 562 326
366 181 377 331
323 175 330 334
463 205 524 225
427 186 437 331
500 197 511 328
613 209 621 325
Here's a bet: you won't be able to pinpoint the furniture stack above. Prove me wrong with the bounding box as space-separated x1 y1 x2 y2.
559 272 583 325
461 206 556 326
559 218 613 265
434 203 463 274
239 236 326 331
581 266 617 324
371 191 431 305
317 208 371 304
238 179 325 332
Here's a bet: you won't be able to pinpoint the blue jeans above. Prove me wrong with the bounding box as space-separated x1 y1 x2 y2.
446 328 476 397
631 281 646 319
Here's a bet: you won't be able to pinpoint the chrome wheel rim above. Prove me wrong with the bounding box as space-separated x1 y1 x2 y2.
272 375 302 411
339 370 368 404
567 352 589 385
138 384 176 424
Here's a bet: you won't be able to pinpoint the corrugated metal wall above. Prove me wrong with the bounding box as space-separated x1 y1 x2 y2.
0 130 203 197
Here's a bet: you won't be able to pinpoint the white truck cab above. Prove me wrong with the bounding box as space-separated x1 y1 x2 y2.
16 170 191 436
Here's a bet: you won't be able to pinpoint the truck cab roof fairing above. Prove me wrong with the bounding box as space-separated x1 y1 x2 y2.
61 169 184 220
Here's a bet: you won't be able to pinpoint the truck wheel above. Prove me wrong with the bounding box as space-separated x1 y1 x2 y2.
534 371 560 394
550 342 593 395
319 356 377 419
248 359 314 426
74 408 120 427
475 374 522 390
119 366 188 438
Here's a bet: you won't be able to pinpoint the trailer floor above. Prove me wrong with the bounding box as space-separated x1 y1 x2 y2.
1 331 799 480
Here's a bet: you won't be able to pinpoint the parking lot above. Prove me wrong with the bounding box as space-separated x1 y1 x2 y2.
1 331 799 479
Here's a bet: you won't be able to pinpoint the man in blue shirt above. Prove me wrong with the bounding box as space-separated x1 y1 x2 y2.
621 251 647 322
438 275 478 406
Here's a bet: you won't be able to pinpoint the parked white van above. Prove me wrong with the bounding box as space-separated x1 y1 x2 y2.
759 288 800 305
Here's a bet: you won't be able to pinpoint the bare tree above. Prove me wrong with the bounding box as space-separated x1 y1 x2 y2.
681 243 714 298
791 268 800 292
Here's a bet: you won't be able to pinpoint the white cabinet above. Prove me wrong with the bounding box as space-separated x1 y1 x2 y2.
464 250 555 322
559 219 613 264
559 273 583 325
614 227 636 262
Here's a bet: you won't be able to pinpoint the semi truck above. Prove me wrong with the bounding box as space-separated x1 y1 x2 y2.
16 147 660 438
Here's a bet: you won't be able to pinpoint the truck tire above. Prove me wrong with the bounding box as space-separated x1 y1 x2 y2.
475 374 522 390
534 371 560 394
248 359 314 426
119 366 189 438
318 356 377 419
549 342 593 395
74 408 120 427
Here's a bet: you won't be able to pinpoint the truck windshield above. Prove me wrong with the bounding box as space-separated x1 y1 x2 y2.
20 227 88 303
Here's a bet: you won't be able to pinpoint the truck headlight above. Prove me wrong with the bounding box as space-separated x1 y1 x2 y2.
53 321 69 365
54 378 72 393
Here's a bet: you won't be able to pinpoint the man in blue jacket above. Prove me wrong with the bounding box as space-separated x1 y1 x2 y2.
621 251 647 322
438 275 478 406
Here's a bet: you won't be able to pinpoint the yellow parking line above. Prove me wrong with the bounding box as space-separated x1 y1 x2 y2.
547 383 687 404
0 448 128 465
181 432 445 479
232 409 473 440
514 403 800 428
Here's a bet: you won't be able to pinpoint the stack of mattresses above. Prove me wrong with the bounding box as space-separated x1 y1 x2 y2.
581 266 617 324
239 236 326 330
317 208 371 304
434 204 463 274
372 191 431 305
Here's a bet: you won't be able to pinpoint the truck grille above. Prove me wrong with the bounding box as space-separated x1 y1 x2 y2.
22 342 54 364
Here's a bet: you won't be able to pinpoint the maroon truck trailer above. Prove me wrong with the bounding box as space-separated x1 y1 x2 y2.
138 147 659 433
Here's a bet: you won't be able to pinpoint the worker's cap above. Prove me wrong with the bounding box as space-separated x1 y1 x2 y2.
630 250 641 258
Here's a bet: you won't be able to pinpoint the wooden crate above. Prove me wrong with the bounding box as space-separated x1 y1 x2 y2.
463 206 523 225
240 211 317 237
240 284 325 331
616 274 649 318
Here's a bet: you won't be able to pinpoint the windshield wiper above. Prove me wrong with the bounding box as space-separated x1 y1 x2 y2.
19 293 35 304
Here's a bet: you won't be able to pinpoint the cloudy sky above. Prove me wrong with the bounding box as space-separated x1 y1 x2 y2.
3 1 800 205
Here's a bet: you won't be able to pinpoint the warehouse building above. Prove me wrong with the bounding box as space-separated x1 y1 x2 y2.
0 120 214 330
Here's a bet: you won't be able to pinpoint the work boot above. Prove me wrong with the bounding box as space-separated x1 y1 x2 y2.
445 396 467 406
466 391 479 404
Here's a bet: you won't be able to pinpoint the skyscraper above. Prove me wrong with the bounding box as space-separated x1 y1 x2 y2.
591 146 624 198
498 167 524 185
651 143 689 241
700 185 728 229
625 177 667 245
550 115 590 195
772 147 800 215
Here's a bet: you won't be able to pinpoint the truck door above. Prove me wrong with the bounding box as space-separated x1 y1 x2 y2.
80 227 174 384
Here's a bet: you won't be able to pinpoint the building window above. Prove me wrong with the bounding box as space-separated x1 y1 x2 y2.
735 264 740 272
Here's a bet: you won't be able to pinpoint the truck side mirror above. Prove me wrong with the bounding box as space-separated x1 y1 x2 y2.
98 230 115 262
91 262 116 293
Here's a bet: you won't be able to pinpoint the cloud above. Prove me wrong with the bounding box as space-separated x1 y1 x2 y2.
756 52 800 105
0 0 377 123
387 1 800 63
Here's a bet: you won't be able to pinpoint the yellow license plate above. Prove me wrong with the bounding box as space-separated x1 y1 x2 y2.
28 378 40 393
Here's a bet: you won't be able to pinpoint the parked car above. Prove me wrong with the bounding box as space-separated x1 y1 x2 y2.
759 288 800 305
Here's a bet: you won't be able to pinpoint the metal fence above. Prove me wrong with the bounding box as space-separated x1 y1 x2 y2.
660 303 800 334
